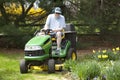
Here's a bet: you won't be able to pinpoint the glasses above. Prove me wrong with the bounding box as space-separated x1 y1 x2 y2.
55 13 61 14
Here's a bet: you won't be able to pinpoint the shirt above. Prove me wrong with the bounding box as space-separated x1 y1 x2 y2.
45 14 66 30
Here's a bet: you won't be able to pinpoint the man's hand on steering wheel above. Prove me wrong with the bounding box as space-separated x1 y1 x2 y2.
42 28 53 34
53 29 62 32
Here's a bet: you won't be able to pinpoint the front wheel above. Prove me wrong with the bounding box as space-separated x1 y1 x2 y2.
48 59 55 73
20 59 28 74
66 48 77 60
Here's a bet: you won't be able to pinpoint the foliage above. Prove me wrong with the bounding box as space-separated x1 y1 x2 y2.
92 47 120 61
4 3 45 17
0 1 63 49
0 0 62 27
0 0 120 34
78 0 120 34
64 60 101 80
105 61 120 80
0 24 33 48
86 61 101 79
64 0 120 34
65 49 120 80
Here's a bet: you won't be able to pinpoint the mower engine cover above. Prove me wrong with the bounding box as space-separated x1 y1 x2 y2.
24 34 52 61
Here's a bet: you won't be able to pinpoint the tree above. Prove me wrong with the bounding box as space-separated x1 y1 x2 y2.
79 0 120 34
0 0 64 27
64 0 120 34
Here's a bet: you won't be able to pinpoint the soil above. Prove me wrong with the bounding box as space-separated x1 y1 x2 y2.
0 46 112 55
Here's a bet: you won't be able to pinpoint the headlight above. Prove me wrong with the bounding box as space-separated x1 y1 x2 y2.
24 45 42 51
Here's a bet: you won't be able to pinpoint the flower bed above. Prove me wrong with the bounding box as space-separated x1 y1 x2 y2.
64 47 120 80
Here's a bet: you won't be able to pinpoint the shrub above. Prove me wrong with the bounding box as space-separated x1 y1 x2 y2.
64 60 101 80
0 24 33 48
64 59 77 71
85 61 101 79
105 61 120 80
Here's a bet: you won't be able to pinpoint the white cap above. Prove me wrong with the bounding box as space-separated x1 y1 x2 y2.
54 7 61 14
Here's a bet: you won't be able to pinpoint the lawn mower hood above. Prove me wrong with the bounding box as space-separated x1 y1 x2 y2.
24 35 52 51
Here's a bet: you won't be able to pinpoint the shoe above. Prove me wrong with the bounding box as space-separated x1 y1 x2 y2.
55 50 60 55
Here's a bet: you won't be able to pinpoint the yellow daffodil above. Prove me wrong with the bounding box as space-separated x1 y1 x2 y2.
102 50 107 53
112 48 115 52
102 55 108 59
98 55 102 58
93 50 96 53
98 50 101 53
116 47 120 51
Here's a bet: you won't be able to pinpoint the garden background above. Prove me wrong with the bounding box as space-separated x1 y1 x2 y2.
0 0 120 80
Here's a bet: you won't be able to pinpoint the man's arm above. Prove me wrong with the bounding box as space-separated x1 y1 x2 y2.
44 15 51 29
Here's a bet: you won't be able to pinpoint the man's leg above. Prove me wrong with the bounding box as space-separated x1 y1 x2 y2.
56 31 62 50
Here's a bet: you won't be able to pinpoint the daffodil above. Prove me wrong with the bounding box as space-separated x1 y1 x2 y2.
93 50 96 53
98 55 102 58
116 47 120 51
98 50 101 53
112 48 115 52
102 55 108 59
102 50 107 53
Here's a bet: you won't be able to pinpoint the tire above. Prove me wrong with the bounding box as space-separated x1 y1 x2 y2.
20 59 28 74
66 48 77 60
48 59 55 73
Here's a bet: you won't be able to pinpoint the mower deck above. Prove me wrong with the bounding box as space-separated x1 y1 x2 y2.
30 64 64 71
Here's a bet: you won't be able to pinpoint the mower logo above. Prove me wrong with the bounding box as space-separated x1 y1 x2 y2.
30 46 32 49
29 54 32 56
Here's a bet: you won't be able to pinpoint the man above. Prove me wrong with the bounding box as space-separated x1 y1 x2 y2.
44 7 66 54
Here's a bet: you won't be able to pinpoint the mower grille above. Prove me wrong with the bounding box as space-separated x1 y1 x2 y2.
25 50 44 56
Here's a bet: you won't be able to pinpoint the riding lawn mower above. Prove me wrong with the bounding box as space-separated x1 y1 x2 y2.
20 24 77 73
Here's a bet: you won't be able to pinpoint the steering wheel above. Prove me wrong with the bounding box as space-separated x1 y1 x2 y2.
42 29 53 35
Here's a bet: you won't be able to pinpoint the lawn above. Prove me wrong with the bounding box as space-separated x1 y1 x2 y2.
1 47 120 80
0 50 67 80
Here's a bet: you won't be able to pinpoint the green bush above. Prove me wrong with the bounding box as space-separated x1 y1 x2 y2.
64 60 101 80
0 24 36 48
105 61 120 80
85 61 101 79
64 59 77 71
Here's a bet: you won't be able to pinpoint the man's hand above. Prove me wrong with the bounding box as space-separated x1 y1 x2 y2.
53 29 62 32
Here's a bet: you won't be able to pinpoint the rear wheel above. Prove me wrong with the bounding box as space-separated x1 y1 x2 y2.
20 59 28 73
66 48 77 60
48 59 55 73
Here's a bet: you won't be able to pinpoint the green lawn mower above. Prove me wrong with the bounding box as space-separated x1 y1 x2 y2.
20 24 77 73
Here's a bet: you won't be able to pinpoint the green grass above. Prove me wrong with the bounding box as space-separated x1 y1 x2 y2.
0 52 65 80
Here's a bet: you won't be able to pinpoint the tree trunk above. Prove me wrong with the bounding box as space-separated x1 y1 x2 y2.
0 2 9 24
14 0 35 27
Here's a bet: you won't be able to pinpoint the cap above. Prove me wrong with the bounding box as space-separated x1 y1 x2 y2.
54 7 61 14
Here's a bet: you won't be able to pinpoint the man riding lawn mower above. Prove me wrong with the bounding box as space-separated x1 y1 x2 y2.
20 24 77 73
20 7 77 73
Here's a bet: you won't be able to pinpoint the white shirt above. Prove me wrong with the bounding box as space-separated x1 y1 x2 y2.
44 14 66 30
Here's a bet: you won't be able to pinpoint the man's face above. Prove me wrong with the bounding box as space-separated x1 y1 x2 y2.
55 13 60 19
